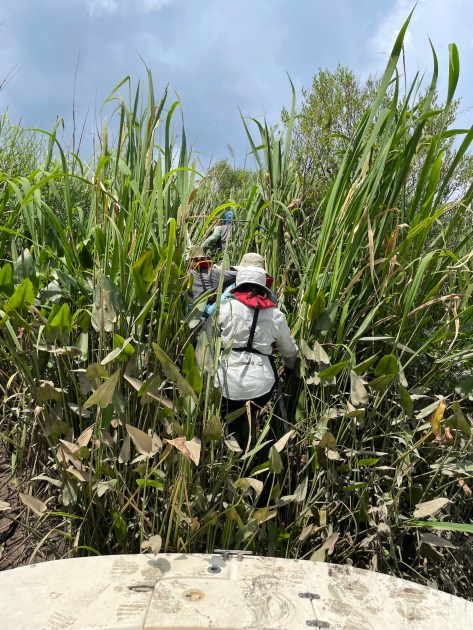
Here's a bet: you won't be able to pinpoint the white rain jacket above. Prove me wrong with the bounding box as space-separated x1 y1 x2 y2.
209 297 298 400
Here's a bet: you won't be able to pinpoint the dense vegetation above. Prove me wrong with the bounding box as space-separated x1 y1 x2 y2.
1 15 472 598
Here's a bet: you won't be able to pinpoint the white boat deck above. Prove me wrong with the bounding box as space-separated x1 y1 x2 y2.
1 553 471 629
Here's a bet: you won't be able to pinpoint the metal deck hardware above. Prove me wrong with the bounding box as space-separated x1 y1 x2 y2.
214 549 253 561
299 592 321 600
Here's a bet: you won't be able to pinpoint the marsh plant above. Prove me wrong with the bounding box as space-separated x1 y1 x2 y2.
0 14 472 598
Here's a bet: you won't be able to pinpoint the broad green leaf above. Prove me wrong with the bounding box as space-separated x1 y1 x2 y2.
5 278 35 312
313 341 330 364
49 303 72 331
101 336 134 365
353 354 378 375
368 375 394 392
112 509 127 540
300 339 316 361
399 384 413 418
373 354 398 377
447 43 460 104
314 304 338 332
37 381 63 402
132 267 149 304
133 250 155 283
84 370 120 409
86 363 108 379
91 274 125 333
309 290 325 319
269 446 283 474
448 401 471 436
186 365 202 394
455 375 473 396
152 342 197 401
318 360 349 381
136 479 164 490
421 533 456 549
203 414 222 441
182 344 197 375
358 458 379 467
0 263 14 296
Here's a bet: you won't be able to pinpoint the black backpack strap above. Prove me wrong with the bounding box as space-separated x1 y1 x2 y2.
199 270 209 292
246 307 260 351
230 306 278 382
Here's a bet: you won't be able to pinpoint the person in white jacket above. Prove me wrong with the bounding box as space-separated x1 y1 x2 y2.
208 266 298 451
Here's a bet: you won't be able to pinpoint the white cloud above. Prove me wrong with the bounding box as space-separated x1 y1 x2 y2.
83 0 172 16
368 0 473 105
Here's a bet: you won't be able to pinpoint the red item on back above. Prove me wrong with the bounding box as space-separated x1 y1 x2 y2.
191 260 210 270
232 291 275 309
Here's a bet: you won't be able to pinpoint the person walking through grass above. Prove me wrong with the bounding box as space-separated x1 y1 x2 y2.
188 246 237 305
208 266 298 452
205 252 277 317
201 210 234 253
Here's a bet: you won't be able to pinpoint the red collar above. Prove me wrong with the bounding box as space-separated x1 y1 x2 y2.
232 291 275 309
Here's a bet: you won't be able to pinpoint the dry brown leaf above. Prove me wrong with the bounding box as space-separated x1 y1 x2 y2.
413 497 450 519
458 479 472 497
19 493 47 516
118 434 131 464
185 438 201 466
126 424 159 456
141 534 162 555
76 424 94 448
274 430 296 452
299 524 314 542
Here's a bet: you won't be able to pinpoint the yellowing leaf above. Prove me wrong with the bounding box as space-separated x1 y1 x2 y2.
126 424 161 456
430 399 447 438
37 381 63 402
86 363 108 379
84 370 120 409
233 477 264 497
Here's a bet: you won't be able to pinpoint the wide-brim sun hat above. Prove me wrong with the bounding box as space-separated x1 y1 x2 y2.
190 246 207 259
238 252 265 270
229 266 271 296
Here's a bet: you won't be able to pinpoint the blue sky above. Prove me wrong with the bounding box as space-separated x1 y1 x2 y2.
1 0 472 167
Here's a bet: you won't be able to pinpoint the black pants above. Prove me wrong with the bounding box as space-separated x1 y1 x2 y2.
222 389 273 452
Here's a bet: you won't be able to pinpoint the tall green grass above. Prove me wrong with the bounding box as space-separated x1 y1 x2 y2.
0 14 472 597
